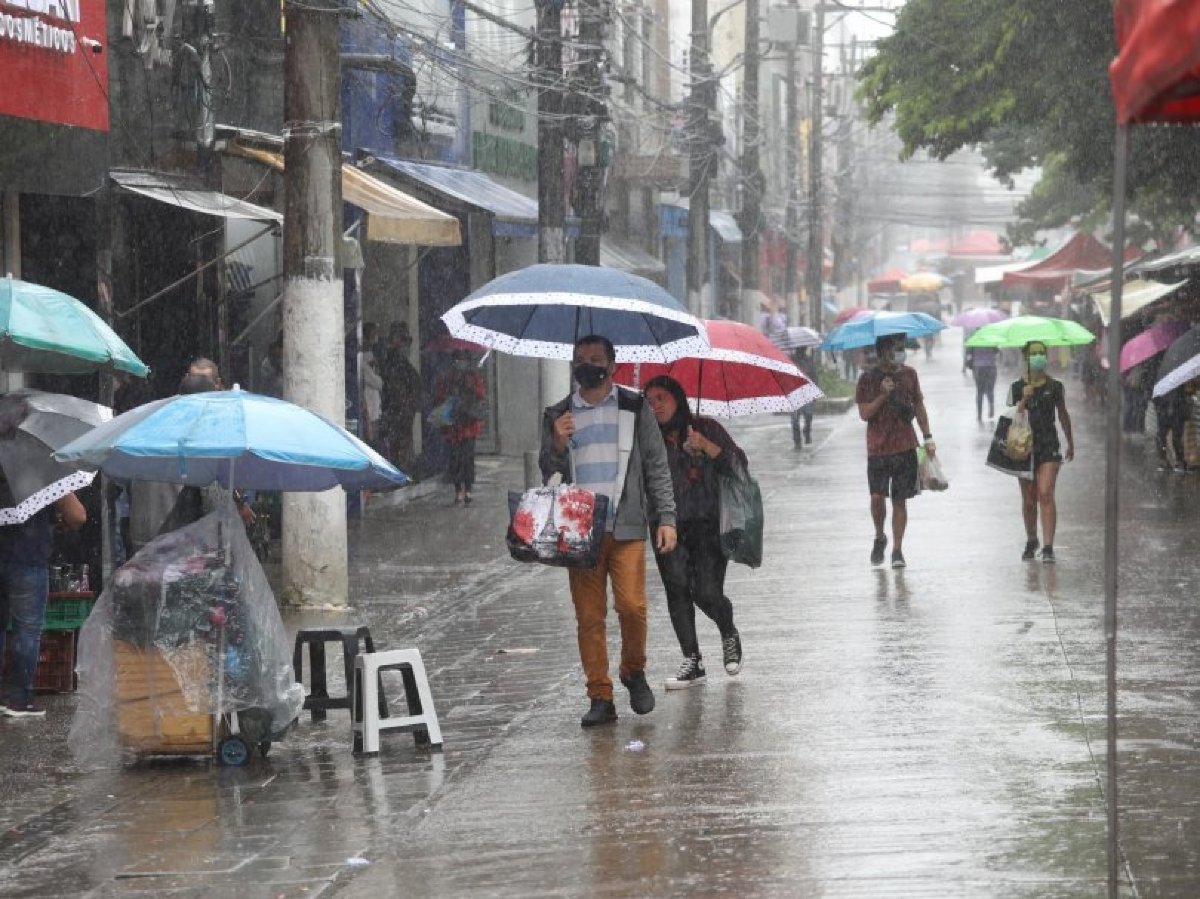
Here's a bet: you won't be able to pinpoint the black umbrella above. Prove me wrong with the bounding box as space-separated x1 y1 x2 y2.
1151 326 1200 397
0 390 110 525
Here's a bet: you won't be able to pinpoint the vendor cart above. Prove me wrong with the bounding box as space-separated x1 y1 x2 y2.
73 506 304 767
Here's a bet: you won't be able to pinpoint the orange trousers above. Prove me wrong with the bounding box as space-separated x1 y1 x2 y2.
567 534 648 701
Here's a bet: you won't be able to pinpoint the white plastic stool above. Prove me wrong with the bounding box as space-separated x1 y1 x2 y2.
351 648 443 753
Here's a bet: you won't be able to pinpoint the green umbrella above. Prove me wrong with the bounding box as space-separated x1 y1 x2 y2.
964 315 1096 349
0 277 149 377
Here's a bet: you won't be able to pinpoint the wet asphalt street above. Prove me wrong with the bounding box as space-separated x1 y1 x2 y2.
1 328 1199 897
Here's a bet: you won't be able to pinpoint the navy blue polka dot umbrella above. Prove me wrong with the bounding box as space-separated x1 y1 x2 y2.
441 264 710 363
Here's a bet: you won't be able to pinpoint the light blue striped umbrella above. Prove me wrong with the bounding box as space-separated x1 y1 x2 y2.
54 388 406 492
441 263 709 363
821 311 946 352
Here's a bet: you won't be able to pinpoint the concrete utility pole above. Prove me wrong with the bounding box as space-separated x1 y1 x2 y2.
281 0 349 607
536 0 565 266
572 0 609 266
738 0 764 325
783 39 799 326
685 0 712 316
804 0 825 330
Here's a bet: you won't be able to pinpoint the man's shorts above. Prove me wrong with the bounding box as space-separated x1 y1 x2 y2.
867 449 919 500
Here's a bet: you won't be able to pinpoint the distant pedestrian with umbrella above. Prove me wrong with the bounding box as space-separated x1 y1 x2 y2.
1009 340 1075 563
1152 382 1193 472
856 334 937 569
540 335 678 728
643 374 746 689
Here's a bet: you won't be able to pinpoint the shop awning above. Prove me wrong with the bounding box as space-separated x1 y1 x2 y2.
110 170 283 222
369 156 538 238
600 238 665 278
709 211 743 244
227 145 461 247
1135 244 1200 273
660 200 742 243
1089 278 1188 325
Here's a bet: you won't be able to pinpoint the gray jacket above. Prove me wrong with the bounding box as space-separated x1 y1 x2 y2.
539 386 677 541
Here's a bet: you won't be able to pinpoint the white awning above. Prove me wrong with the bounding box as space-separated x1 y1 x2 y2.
975 258 1037 285
110 170 283 222
1089 279 1188 325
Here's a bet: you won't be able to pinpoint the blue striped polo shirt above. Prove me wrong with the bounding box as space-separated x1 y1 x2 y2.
570 386 620 530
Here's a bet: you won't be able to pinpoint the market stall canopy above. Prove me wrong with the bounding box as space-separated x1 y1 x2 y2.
1089 279 1188 326
866 267 909 294
948 230 1007 258
227 145 461 247
1110 0 1200 124
1135 244 1200 274
1001 232 1112 290
110 170 282 223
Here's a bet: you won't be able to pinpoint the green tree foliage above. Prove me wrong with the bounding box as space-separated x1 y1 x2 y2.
857 0 1200 241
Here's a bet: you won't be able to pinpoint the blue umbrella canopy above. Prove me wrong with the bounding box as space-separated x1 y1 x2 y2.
821 311 946 351
441 263 710 363
54 389 406 492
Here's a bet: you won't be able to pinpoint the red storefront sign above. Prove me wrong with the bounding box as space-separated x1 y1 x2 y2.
0 0 109 132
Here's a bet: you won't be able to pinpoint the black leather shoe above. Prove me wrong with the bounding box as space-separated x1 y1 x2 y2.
620 671 656 715
580 698 617 728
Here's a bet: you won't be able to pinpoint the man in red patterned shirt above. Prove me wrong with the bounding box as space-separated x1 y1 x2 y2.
855 335 936 569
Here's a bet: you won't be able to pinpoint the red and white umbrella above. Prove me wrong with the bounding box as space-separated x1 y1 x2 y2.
612 320 824 417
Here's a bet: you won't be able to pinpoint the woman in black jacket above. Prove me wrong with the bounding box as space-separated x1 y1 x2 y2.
644 375 748 689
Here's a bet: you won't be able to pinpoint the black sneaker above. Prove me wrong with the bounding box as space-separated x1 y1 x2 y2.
722 631 743 676
665 655 706 690
891 549 906 570
1041 546 1055 564
580 698 617 728
1022 538 1039 562
620 671 656 715
870 535 887 566
4 703 45 719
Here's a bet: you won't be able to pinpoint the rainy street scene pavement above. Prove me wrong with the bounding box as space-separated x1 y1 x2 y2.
1 332 1198 898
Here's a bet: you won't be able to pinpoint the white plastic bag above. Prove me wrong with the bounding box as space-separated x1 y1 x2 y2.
918 447 949 491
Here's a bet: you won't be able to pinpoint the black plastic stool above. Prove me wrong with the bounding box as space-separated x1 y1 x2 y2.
293 626 377 721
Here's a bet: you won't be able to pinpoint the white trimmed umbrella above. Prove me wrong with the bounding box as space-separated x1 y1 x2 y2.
441 264 709 363
612 320 823 417
0 390 111 525
770 325 822 351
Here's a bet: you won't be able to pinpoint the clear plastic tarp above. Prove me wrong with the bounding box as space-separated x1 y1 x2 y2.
70 502 303 766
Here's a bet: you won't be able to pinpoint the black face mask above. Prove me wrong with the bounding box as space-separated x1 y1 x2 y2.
573 362 609 390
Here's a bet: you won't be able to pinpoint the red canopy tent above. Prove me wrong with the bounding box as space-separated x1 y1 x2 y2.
1001 232 1112 289
1102 5 1200 896
866 267 909 293
947 230 1005 258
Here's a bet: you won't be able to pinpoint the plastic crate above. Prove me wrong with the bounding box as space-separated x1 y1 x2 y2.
34 631 77 692
44 594 95 631
2 630 76 693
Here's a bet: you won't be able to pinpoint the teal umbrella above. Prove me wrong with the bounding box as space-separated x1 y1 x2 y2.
0 277 149 377
964 315 1095 349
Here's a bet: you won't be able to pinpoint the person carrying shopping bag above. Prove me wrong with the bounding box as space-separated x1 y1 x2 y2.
1010 340 1075 563
643 375 747 689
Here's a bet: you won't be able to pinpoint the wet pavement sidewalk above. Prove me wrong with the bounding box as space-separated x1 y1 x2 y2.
2 332 1200 897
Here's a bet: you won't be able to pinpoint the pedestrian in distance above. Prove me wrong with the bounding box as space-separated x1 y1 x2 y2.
360 322 384 447
1011 340 1075 563
433 351 485 505
969 345 999 422
855 334 937 569
380 322 423 472
540 335 678 728
1152 383 1191 472
644 375 746 689
790 347 817 447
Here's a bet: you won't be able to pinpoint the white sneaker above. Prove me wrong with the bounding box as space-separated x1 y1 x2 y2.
665 655 706 690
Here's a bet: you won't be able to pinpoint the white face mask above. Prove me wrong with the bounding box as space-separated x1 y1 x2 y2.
892 349 907 365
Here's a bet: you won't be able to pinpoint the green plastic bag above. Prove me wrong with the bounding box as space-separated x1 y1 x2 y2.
719 462 764 568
